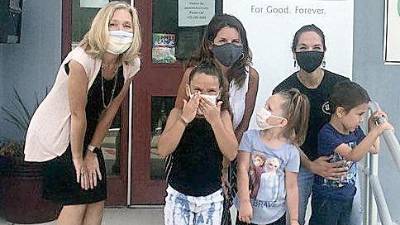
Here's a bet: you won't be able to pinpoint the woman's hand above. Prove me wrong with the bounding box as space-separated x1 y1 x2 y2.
72 157 90 190
84 151 102 189
199 98 222 125
310 156 347 180
238 200 253 224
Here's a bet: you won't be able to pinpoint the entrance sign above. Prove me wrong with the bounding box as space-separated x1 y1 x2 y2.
178 0 215 27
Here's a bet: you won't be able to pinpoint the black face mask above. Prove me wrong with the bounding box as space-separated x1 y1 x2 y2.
211 43 244 67
295 51 324 73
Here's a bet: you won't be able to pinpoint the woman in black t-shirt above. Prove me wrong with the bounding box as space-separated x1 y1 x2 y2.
273 24 351 225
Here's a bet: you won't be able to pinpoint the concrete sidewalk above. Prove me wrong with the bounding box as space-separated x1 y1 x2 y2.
0 207 164 225
0 204 311 225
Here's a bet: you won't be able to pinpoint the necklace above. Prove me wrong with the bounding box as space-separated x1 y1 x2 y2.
101 64 119 108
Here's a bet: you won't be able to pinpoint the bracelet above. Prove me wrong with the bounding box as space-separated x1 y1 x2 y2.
180 115 189 126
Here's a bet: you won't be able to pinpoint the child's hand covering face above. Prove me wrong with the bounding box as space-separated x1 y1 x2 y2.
199 96 222 124
181 85 201 123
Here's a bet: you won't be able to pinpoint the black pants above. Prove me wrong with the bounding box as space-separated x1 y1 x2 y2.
235 214 286 225
309 196 353 225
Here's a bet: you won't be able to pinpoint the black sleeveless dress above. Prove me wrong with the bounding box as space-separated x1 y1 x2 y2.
42 66 124 205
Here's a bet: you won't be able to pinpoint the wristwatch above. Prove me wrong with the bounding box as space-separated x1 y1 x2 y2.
87 145 97 152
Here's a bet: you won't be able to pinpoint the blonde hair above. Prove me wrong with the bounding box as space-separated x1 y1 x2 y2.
80 1 141 63
278 88 310 146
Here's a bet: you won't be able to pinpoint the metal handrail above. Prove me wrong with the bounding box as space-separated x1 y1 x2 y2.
369 154 379 225
370 175 393 225
362 101 400 225
380 129 400 172
359 161 393 225
369 102 400 173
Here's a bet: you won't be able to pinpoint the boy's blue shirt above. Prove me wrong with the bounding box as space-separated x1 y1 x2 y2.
313 123 365 200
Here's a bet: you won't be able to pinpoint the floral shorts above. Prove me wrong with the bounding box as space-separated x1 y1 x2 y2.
164 186 224 225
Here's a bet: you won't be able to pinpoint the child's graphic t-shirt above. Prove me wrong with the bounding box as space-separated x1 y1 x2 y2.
234 129 300 225
313 123 366 200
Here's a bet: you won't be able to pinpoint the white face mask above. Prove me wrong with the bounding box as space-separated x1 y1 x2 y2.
189 91 218 115
256 107 286 130
199 94 218 106
107 30 133 55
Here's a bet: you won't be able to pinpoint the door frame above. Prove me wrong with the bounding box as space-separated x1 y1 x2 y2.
130 0 223 204
130 0 185 204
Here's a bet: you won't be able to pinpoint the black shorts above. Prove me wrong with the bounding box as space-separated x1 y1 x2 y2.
42 146 107 205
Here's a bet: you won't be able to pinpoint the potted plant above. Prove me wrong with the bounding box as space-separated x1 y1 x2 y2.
0 88 61 224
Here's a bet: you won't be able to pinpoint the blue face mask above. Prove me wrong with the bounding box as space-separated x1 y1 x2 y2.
211 43 244 67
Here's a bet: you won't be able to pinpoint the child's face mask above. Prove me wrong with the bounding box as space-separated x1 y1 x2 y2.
189 90 219 115
256 107 286 130
198 94 218 106
189 89 219 106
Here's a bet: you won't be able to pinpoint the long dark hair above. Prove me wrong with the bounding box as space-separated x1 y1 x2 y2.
187 14 252 89
188 61 230 112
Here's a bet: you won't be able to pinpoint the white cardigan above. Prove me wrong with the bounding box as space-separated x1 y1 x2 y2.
24 47 140 162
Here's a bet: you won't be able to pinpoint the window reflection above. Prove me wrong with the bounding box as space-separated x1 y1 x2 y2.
101 112 121 176
150 97 175 180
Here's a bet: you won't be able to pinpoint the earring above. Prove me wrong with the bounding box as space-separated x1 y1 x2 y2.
239 53 245 60
322 60 326 68
293 60 297 68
